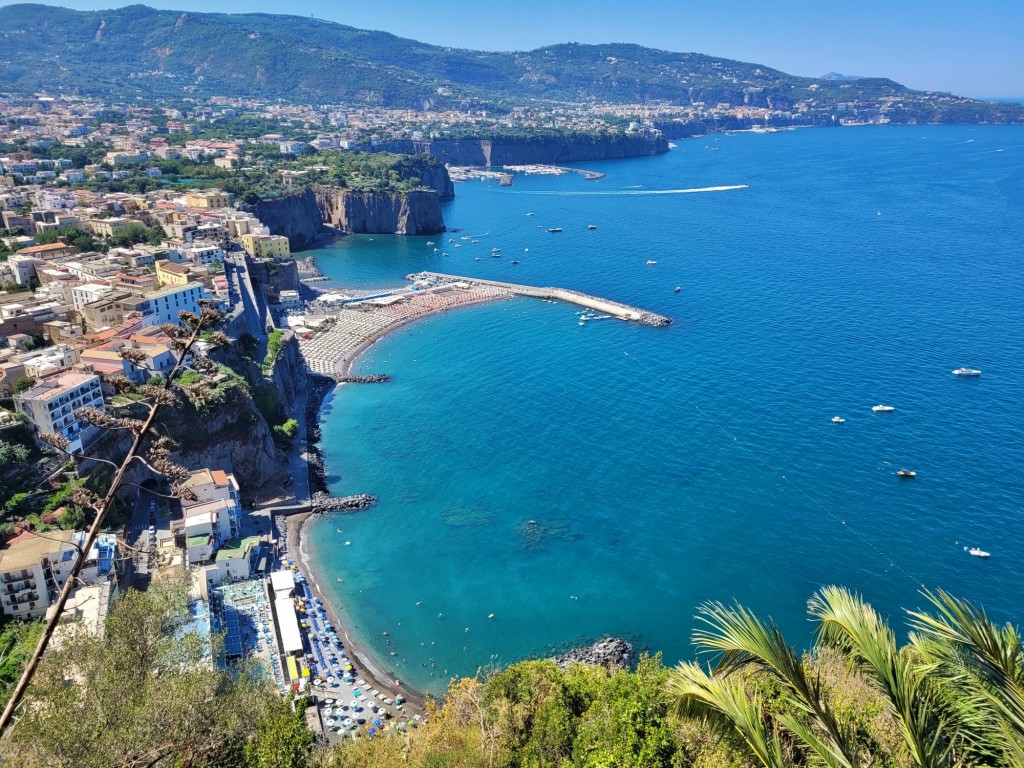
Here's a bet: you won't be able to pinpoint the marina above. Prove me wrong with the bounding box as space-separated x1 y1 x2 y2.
291 272 670 375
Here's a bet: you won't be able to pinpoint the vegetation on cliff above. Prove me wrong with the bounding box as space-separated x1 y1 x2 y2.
4 584 1022 767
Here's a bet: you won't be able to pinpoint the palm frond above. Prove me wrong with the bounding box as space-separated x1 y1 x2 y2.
667 661 789 768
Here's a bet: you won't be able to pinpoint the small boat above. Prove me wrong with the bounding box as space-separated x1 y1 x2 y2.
645 260 658 265
966 547 990 558
588 224 598 230
526 212 535 216
674 286 681 293
490 252 501 258
578 320 586 326
896 469 916 478
952 368 981 376
426 241 434 245
831 416 845 424
547 227 563 233
872 405 895 412
511 260 520 264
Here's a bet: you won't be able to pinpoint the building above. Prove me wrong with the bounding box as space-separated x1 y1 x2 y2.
14 371 104 454
121 282 206 327
174 469 242 564
241 233 290 259
89 217 133 239
155 259 192 287
0 530 119 619
184 190 230 210
181 243 224 265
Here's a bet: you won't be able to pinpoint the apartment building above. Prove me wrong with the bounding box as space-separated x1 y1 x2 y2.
14 371 104 454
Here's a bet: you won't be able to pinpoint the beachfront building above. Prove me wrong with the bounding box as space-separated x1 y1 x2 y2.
14 371 104 454
195 535 269 598
0 531 119 619
268 570 307 689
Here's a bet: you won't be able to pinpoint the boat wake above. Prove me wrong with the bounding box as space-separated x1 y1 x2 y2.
513 185 750 196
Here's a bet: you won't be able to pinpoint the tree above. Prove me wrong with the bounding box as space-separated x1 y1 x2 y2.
0 304 230 736
244 697 316 768
0 440 29 464
2 576 270 768
13 377 35 394
0 621 42 708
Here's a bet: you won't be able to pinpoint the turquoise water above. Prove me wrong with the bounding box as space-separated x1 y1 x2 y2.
304 125 1024 695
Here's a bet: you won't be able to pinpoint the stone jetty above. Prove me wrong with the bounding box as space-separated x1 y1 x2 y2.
410 272 672 327
310 492 377 515
552 637 634 670
335 373 391 383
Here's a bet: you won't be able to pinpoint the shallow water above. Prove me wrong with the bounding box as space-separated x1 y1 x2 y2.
304 125 1024 694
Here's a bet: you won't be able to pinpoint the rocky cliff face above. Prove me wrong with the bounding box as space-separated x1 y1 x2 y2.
255 185 446 250
249 258 301 300
381 134 668 166
269 335 305 412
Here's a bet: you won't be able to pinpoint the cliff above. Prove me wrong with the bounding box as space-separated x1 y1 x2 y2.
379 134 669 166
255 185 446 250
248 258 301 302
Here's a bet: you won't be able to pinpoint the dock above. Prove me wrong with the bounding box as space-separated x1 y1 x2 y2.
408 272 672 327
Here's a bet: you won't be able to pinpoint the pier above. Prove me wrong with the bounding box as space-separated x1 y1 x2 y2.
408 272 672 327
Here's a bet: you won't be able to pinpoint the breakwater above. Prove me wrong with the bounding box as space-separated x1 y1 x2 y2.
408 272 672 327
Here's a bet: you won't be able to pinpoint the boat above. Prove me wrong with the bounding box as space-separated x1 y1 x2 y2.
872 405 895 412
511 260 520 264
831 416 845 424
526 212 535 216
490 252 501 258
966 547 991 558
588 224 598 230
952 368 982 376
896 469 916 478
674 286 681 293
426 241 434 245
646 260 658 265
547 227 563 233
578 320 586 326
667 142 678 149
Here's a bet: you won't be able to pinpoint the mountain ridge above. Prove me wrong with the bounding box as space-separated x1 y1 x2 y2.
0 3 1020 123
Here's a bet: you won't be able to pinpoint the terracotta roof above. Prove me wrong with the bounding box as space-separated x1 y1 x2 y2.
15 243 76 255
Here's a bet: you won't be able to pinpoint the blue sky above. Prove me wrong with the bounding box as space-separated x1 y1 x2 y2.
9 0 1024 97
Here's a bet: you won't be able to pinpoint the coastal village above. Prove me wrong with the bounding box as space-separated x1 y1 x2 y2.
0 92 680 744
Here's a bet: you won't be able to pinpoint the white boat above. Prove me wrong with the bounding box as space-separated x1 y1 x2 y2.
645 260 658 265
966 547 990 558
872 405 895 412
831 416 845 423
952 368 981 376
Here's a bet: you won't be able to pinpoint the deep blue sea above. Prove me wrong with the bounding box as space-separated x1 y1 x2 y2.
303 125 1024 695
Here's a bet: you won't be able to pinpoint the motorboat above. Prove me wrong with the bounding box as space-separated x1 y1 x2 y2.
872 405 895 412
547 227 563 233
646 260 658 265
674 286 681 293
896 469 916 478
966 547 990 558
831 416 845 423
526 212 535 216
952 368 981 376
511 260 520 264
588 224 598 230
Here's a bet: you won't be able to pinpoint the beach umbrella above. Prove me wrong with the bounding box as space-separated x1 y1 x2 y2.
344 664 353 671
374 719 382 728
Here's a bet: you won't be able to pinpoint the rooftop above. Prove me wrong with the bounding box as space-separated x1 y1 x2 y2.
0 529 76 572
217 535 261 561
18 371 99 401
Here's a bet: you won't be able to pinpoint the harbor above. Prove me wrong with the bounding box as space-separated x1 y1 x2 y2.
290 272 670 375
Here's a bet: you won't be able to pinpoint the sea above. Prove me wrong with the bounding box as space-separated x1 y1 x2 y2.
302 125 1024 695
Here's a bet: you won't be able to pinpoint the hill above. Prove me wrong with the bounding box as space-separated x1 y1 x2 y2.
0 4 1021 123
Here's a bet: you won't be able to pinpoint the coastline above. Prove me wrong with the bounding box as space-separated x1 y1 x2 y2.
288 510 428 711
291 297 515 710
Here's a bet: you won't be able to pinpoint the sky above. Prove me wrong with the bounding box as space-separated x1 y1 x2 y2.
7 0 1024 97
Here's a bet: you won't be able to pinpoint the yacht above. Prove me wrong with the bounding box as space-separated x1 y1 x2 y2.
831 416 845 424
872 405 895 412
547 227 563 233
526 212 535 216
952 368 982 376
588 224 598 230
645 260 658 265
896 469 916 478
966 547 990 558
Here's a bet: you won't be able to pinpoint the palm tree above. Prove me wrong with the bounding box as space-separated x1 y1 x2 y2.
668 599 861 768
908 589 1024 766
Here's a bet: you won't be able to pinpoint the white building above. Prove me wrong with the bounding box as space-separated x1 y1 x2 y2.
123 282 206 327
182 243 224 265
14 371 104 454
177 469 243 564
0 531 118 619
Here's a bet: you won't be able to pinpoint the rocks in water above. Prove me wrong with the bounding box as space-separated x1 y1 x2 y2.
552 637 634 670
336 373 391 383
310 492 376 514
